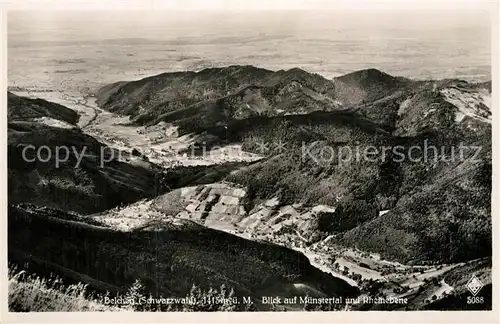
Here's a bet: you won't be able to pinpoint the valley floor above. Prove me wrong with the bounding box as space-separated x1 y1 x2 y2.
11 89 262 168
89 192 473 310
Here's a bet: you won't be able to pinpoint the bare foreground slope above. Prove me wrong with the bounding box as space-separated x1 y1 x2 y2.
8 66 492 311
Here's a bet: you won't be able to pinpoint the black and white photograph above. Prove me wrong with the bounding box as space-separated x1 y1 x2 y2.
3 0 496 317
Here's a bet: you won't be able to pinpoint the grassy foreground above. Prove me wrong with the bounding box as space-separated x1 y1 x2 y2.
8 265 260 312
8 266 118 312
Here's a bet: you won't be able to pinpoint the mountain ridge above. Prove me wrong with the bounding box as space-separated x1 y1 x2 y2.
93 65 492 264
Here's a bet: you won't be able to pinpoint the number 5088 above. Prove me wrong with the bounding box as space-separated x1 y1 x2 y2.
467 296 484 304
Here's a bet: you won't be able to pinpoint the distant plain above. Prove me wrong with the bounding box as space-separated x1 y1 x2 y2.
8 10 491 96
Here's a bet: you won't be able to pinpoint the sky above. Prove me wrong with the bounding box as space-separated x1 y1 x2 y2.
8 8 491 40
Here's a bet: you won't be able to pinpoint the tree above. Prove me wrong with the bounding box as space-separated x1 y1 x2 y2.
183 284 203 311
243 297 257 312
125 279 147 311
220 287 238 312
303 293 314 311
